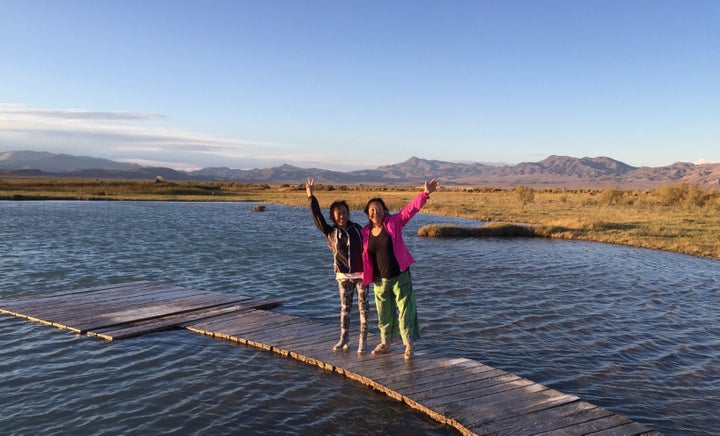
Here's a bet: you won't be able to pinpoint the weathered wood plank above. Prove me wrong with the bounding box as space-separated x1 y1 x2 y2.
67 296 252 333
474 401 614 435
378 361 505 392
176 299 282 327
89 300 283 341
533 414 656 436
453 386 579 429
401 372 524 404
276 321 368 349
0 282 154 305
1 284 229 324
189 309 295 333
0 285 253 334
336 352 461 386
431 378 541 416
1 282 169 311
21 286 234 318
593 423 661 435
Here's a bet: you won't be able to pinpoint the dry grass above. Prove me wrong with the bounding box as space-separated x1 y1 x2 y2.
2 177 719 260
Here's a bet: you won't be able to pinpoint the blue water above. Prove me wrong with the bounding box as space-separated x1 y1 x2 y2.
1 200 718 435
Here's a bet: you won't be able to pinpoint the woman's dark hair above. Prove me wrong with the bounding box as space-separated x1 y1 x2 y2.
364 197 390 216
329 200 350 225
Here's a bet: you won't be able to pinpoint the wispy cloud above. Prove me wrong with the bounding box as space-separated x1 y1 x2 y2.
0 107 165 121
0 104 293 170
0 103 377 171
0 104 381 171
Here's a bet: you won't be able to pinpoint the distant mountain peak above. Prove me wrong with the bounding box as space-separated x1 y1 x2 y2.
1 150 719 189
0 150 139 172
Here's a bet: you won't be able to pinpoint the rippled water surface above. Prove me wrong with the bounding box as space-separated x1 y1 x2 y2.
1 201 718 435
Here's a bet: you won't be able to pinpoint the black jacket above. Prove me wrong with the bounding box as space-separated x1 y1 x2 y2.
309 195 364 274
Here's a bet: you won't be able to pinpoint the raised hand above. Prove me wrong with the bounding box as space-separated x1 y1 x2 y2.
424 178 439 194
306 177 315 197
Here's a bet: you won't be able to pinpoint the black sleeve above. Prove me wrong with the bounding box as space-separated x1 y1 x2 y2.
309 195 333 236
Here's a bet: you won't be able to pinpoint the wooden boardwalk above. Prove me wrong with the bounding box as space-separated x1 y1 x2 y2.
0 281 658 436
0 281 281 340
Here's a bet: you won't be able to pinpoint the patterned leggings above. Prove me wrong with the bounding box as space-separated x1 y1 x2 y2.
337 279 369 344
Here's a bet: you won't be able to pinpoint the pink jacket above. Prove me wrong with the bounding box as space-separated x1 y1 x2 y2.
361 191 430 286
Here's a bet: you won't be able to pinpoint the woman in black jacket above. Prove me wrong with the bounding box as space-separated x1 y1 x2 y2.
306 178 369 354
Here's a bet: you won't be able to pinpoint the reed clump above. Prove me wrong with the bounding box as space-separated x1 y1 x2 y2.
418 223 536 237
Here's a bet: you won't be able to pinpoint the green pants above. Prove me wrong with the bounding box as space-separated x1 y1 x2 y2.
373 269 420 342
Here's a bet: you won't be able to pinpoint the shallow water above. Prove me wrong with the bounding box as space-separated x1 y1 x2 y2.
1 200 718 435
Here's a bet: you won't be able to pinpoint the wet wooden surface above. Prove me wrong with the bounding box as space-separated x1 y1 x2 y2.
1 281 658 435
0 281 279 339
186 304 658 435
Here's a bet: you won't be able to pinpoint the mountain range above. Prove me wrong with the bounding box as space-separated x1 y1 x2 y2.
2 150 720 190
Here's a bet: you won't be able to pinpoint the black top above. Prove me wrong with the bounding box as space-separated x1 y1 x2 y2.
367 227 401 279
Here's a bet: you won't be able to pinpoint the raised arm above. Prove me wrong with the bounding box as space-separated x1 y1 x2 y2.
397 178 440 225
306 177 333 236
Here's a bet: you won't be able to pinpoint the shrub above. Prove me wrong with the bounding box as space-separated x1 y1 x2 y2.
600 186 624 205
657 182 688 206
684 185 710 209
515 185 535 211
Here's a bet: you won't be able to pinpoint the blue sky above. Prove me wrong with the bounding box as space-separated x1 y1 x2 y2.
1 0 718 171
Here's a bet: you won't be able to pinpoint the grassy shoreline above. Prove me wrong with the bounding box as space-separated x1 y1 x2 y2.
2 177 719 261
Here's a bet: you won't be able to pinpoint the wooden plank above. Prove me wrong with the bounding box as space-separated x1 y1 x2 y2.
177 300 282 328
1 282 169 311
430 378 540 415
577 420 658 436
1 283 219 323
68 296 253 333
19 285 234 319
400 371 523 403
281 322 361 345
57 291 247 324
254 320 344 346
189 309 296 334
378 361 504 392
292 329 375 354
88 300 283 341
269 333 343 358
0 282 234 334
258 324 339 350
338 353 470 388
452 386 579 428
189 315 338 354
475 401 615 435
268 328 341 354
215 319 322 349
533 414 653 436
0 281 154 305
380 356 496 377
39 293 245 333
223 317 312 338
349 354 502 390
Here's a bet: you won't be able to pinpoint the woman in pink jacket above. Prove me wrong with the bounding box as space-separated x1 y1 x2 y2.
361 178 439 360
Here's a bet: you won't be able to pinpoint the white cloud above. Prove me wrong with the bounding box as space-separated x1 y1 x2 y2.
0 107 165 121
0 104 288 169
0 104 383 171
